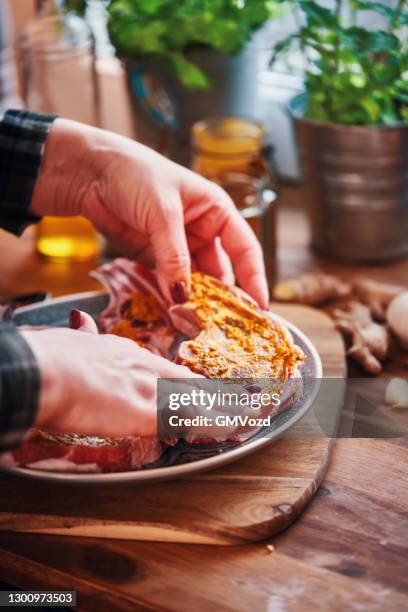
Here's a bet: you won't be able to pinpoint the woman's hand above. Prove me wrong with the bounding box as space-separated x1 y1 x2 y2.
20 315 198 439
30 119 268 308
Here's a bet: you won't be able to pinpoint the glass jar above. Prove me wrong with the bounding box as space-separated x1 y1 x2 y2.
19 13 100 262
191 117 277 285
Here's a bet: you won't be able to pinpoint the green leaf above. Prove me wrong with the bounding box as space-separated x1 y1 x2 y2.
135 0 169 15
298 0 338 27
379 109 399 125
372 60 400 84
169 52 211 90
350 74 367 88
60 0 87 15
269 33 299 66
396 90 408 104
345 27 400 53
397 12 408 26
350 1 408 27
349 1 394 20
360 98 381 122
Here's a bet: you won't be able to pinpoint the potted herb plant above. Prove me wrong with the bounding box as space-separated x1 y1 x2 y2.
62 0 280 161
273 0 408 262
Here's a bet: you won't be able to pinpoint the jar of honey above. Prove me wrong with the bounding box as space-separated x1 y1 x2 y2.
191 117 277 285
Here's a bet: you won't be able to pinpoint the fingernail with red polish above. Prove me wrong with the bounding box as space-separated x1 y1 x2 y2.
69 309 82 329
170 281 187 304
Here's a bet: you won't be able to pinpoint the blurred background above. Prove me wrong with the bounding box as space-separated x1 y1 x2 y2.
1 0 407 281
5 0 304 178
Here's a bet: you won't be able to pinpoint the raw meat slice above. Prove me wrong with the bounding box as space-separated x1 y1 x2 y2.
92 259 178 358
1 430 168 473
92 258 168 331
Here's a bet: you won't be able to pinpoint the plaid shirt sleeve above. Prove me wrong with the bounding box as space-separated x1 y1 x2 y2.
0 322 40 451
0 109 57 235
0 109 58 450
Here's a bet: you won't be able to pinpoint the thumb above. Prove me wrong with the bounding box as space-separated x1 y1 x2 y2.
149 198 191 304
69 310 99 334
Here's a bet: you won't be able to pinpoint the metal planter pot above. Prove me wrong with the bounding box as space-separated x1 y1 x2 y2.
288 93 408 263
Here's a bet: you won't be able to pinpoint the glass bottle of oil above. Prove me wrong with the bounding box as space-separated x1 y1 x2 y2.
36 216 100 261
19 13 101 261
191 117 277 285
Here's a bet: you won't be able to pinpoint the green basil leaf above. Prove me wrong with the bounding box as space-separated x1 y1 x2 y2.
169 52 211 90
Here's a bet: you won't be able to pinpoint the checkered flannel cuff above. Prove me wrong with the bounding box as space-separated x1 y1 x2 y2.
0 322 40 450
0 109 57 235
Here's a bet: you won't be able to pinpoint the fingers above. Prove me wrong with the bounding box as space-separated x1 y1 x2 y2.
184 180 269 308
104 333 203 380
159 359 204 379
192 238 235 285
220 212 269 309
140 346 203 380
69 310 99 334
148 195 191 304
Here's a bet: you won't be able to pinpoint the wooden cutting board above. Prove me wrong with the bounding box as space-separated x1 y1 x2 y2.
0 304 346 545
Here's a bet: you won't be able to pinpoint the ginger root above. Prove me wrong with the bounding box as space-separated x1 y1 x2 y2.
332 302 389 375
273 272 405 374
273 273 351 306
352 279 404 321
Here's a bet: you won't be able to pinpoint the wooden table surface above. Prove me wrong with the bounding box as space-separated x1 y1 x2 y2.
0 186 407 611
